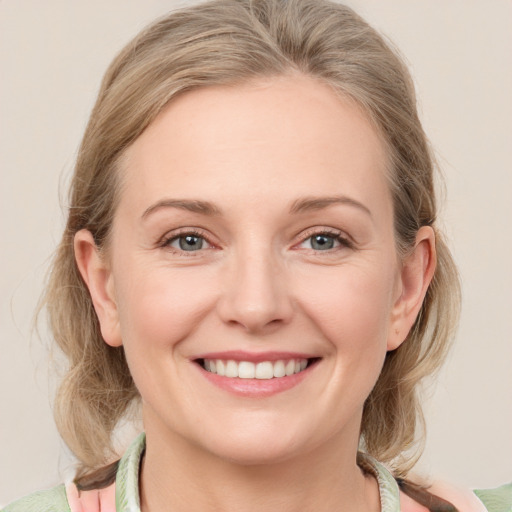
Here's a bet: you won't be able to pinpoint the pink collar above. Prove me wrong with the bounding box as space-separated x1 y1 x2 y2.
66 482 116 512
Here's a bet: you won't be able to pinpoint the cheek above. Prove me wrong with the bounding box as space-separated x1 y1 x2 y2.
294 261 397 354
112 263 220 405
114 263 218 352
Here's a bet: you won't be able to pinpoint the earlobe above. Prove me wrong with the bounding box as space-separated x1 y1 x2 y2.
74 229 123 347
387 226 436 351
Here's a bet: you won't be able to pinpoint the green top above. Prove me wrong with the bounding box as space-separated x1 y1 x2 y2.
3 433 511 511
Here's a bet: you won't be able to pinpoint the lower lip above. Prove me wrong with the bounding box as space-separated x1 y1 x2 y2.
196 362 317 398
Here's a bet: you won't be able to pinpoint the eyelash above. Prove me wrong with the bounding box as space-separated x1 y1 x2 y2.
159 227 353 255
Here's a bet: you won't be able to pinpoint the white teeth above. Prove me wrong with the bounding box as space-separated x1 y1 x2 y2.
225 360 238 378
202 358 309 379
285 360 295 376
273 360 286 378
255 361 273 379
216 360 226 376
238 361 255 379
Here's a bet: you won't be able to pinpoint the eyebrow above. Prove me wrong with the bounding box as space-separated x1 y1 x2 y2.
141 199 222 219
289 195 372 217
141 195 371 220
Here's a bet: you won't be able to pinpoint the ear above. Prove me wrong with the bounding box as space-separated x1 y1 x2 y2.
387 226 436 351
74 229 123 347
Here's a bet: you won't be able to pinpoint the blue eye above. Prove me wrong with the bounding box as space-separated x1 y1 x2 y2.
309 234 337 250
169 234 205 251
299 232 349 251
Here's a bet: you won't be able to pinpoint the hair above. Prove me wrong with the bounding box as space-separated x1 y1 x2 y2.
44 0 460 483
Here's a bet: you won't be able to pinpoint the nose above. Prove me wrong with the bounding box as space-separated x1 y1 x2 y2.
216 248 294 334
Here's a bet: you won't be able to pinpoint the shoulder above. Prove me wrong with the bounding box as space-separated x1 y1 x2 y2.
2 482 116 512
426 480 512 512
398 476 512 512
475 483 512 512
1 434 144 512
1 484 69 512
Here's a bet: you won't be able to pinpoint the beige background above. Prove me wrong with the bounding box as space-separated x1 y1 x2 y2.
1 0 511 505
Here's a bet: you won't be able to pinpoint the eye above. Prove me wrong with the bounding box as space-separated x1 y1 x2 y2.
303 233 339 251
308 234 338 250
165 232 210 252
298 230 352 252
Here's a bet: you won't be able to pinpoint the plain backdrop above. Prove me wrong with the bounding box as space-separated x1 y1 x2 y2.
1 0 511 505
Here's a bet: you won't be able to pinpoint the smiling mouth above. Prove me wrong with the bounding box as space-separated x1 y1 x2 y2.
197 358 319 379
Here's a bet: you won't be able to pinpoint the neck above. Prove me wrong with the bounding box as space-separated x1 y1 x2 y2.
140 421 380 512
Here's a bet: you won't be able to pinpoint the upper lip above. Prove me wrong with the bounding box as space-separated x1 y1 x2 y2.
193 350 319 363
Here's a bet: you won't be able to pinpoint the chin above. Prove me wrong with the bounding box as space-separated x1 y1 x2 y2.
195 421 318 466
209 439 304 466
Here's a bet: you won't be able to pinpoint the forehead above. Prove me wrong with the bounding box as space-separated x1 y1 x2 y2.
119 74 390 216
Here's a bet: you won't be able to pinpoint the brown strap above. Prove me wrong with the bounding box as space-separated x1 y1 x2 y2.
397 478 459 512
74 460 119 491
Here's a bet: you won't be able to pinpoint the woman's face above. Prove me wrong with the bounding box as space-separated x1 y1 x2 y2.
82 75 423 464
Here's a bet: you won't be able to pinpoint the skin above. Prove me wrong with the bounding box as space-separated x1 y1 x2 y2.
75 74 435 512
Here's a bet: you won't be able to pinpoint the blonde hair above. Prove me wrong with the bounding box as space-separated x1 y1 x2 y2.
45 0 460 477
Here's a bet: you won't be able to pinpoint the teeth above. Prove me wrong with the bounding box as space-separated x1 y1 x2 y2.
225 360 238 378
238 361 255 379
255 361 273 379
273 360 285 378
202 358 309 379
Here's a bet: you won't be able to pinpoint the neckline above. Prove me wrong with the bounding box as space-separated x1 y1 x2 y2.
358 452 401 512
115 432 146 511
116 433 401 512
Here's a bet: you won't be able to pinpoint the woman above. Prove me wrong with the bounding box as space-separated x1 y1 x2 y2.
3 0 510 511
